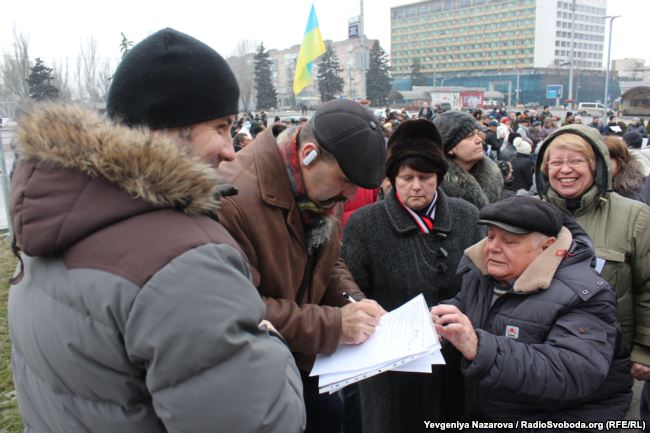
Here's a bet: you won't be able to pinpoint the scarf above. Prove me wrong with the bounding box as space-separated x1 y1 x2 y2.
277 128 334 253
396 191 438 233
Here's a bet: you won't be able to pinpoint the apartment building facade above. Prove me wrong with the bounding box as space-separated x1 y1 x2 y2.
390 0 609 105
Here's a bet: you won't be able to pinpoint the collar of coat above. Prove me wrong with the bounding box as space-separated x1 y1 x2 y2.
442 157 504 210
464 226 573 294
17 104 225 215
384 187 452 235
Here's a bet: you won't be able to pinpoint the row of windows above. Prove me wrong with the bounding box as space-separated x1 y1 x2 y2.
393 58 535 73
392 29 535 43
392 40 534 52
393 48 535 59
556 1 606 16
394 19 535 36
394 23 535 42
556 20 605 33
556 31 605 41
553 59 602 68
392 45 534 54
392 0 534 21
392 49 533 63
556 11 607 23
555 40 603 51
393 9 534 30
555 50 602 59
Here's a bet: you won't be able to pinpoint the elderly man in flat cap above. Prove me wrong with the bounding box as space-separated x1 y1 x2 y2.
430 196 632 426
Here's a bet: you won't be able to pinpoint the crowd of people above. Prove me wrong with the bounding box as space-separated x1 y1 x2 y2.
5 27 650 433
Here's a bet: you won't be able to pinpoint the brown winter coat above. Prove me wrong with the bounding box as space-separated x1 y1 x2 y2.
218 127 364 370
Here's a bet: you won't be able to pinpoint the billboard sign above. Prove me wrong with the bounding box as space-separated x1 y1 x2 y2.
348 23 360 38
546 84 563 99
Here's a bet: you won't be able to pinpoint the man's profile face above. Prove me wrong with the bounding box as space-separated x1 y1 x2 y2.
483 226 550 283
300 144 358 209
170 115 236 167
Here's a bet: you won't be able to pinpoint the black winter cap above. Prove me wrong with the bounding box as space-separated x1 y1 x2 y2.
107 28 239 129
385 119 447 181
311 99 386 189
432 110 480 153
478 196 563 237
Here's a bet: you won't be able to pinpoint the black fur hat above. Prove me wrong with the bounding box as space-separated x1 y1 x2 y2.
107 28 239 129
385 119 448 183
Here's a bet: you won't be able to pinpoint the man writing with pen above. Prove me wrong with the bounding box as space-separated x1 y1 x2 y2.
217 99 387 433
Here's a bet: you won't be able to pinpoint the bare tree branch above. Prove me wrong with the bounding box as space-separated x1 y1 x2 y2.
0 28 31 104
227 39 258 112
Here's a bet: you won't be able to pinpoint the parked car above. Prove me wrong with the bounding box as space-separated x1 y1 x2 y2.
577 102 614 117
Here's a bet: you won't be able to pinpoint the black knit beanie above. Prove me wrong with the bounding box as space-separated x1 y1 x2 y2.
432 111 480 153
107 28 239 129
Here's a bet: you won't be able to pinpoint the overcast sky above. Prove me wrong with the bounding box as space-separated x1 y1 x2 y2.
2 0 649 68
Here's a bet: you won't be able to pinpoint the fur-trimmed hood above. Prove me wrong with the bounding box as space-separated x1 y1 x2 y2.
441 157 504 210
11 104 225 256
612 155 646 200
535 124 612 213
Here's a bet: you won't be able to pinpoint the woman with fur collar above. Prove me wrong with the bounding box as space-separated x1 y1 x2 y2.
433 111 504 209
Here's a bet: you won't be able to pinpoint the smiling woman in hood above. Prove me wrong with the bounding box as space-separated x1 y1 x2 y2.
535 124 650 417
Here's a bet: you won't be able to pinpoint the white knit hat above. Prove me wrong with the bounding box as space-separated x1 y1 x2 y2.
513 137 531 155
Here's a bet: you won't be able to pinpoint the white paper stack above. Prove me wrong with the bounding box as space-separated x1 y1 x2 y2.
310 293 445 394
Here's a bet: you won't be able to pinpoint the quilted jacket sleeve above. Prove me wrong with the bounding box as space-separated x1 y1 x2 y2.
631 205 650 365
462 285 618 407
124 244 305 433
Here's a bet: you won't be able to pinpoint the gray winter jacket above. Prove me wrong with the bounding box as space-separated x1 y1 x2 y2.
8 105 305 433
444 218 632 422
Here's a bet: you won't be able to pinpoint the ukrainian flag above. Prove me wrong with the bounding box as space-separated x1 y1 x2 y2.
293 4 326 95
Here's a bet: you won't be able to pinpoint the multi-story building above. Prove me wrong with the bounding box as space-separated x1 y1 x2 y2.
613 58 650 82
391 0 610 105
268 36 375 108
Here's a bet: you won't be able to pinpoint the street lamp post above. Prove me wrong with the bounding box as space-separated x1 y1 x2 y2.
602 15 620 123
513 67 521 106
425 56 436 87
568 0 576 110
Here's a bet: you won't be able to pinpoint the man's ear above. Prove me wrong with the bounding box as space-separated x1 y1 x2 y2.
541 236 557 251
300 142 319 166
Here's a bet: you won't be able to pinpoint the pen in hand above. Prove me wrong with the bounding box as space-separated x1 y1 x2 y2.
342 292 357 304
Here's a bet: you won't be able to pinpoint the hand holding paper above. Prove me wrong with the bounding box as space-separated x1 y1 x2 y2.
311 294 444 393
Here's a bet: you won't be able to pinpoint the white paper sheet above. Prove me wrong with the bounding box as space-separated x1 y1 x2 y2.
310 294 444 393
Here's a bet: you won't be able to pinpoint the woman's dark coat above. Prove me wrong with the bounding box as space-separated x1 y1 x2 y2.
342 188 484 433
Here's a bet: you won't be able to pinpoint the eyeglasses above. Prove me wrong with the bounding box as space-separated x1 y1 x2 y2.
546 158 589 169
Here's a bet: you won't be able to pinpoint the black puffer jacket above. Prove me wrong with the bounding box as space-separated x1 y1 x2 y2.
506 152 534 192
444 217 632 424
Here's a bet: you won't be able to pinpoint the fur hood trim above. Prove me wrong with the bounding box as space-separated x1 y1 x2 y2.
465 227 572 293
612 157 646 199
17 104 223 214
442 157 504 209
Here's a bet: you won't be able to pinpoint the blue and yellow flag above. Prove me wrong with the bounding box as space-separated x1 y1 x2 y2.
293 4 326 95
